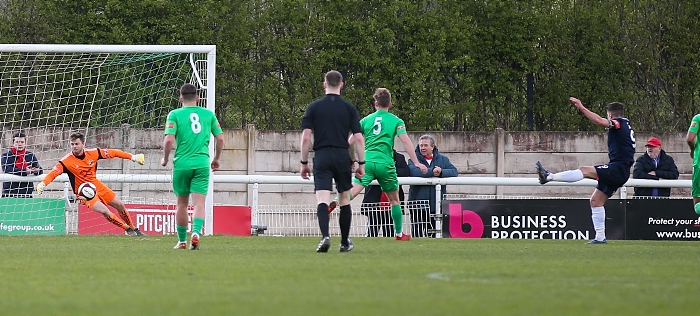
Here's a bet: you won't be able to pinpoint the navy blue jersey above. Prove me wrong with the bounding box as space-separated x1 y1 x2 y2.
607 117 636 163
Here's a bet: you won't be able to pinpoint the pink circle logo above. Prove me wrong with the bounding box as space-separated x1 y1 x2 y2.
448 203 484 238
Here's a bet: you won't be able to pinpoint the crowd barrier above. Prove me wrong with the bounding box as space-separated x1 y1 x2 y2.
1 175 696 240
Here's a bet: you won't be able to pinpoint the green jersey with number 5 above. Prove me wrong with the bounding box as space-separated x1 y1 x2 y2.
164 106 223 170
359 109 407 165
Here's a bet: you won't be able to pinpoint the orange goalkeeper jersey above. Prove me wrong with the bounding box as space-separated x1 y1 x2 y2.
42 148 132 194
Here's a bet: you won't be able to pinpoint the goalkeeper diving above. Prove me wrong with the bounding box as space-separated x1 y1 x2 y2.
36 132 146 236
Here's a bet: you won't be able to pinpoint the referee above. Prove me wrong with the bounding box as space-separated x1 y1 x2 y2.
300 70 366 253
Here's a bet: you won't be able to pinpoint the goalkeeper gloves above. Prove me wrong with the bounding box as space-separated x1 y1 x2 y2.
131 153 145 165
36 182 45 194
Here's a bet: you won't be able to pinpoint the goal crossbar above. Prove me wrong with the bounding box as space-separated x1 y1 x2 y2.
0 44 216 54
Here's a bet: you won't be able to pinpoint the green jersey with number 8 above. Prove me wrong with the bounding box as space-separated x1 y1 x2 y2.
164 106 223 170
360 109 406 165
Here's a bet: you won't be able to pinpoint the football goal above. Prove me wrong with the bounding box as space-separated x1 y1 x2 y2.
0 44 216 236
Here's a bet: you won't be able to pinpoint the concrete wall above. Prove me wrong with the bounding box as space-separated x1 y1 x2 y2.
3 127 691 205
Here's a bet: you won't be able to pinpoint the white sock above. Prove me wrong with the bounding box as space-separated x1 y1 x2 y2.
551 169 584 182
591 206 606 240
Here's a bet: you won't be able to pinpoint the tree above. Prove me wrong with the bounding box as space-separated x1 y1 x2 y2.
2 0 699 132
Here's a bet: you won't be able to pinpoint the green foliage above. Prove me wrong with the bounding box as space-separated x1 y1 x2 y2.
1 0 699 131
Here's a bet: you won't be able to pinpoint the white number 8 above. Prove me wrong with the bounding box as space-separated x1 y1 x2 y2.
190 113 202 134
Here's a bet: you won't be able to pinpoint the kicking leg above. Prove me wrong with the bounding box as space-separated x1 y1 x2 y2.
536 162 597 184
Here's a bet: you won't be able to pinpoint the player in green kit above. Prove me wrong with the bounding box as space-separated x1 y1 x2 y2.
161 83 224 250
331 88 428 240
686 114 700 214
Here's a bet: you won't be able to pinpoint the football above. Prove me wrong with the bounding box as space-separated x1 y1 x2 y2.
78 182 97 201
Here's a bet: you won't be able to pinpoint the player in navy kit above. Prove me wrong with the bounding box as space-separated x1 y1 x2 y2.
536 97 635 244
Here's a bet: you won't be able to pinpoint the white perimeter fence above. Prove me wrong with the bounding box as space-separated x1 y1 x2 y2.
1 174 690 237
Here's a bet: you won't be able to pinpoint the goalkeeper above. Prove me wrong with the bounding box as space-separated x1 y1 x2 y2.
36 132 146 236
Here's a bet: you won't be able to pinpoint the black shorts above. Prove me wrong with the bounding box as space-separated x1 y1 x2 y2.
313 148 353 193
595 162 632 197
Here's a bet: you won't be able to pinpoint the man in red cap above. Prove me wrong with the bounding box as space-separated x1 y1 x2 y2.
632 137 679 197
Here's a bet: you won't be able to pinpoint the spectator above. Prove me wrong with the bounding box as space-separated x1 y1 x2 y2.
2 132 42 198
361 150 409 237
407 135 458 237
633 137 679 197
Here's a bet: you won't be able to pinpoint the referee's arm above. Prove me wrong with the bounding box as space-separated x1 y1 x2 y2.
300 128 312 163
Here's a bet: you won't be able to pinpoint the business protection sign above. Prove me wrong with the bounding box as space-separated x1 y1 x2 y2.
442 199 626 240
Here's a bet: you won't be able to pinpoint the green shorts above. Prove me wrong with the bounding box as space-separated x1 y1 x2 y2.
353 161 399 193
693 165 700 198
173 167 210 196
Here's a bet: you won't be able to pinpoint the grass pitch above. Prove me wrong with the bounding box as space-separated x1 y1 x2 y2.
1 236 698 315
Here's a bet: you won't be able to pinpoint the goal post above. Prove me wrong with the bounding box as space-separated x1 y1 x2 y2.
0 44 216 236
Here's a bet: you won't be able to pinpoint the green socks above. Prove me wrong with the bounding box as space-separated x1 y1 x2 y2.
193 217 204 235
391 204 403 234
179 218 204 242
177 225 187 242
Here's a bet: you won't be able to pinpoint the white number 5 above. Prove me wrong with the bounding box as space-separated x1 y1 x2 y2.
372 117 382 135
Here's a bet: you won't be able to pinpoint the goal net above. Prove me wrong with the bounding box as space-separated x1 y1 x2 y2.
0 44 215 236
